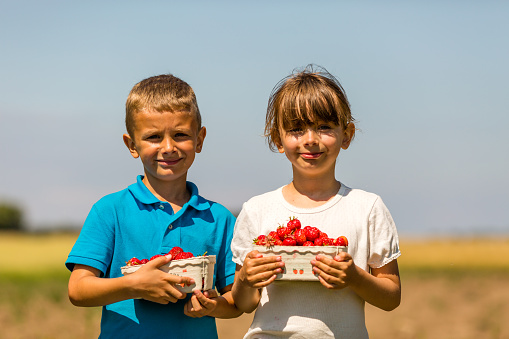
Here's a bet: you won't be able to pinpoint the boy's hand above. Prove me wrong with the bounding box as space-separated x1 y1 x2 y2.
184 289 219 318
131 255 195 304
311 252 359 289
238 250 285 289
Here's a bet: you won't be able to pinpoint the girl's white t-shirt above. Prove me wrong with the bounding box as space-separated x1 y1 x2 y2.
231 184 401 339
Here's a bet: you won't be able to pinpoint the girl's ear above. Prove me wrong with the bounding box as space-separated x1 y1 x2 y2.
123 134 139 158
341 123 356 150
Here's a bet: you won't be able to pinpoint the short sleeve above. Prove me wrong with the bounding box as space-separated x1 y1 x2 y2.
367 197 401 268
213 209 237 291
65 201 116 275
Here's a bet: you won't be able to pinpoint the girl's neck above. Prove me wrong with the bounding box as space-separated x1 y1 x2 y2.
282 176 341 209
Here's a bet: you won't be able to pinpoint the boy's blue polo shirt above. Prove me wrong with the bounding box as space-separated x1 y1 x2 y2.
66 176 236 339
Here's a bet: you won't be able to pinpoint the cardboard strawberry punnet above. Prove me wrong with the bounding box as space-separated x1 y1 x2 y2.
121 247 216 292
254 217 348 281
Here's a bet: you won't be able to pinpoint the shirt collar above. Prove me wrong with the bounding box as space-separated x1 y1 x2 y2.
128 175 210 211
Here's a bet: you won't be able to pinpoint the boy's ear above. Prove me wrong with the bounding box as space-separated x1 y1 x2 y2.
123 134 139 158
341 123 356 150
195 127 207 153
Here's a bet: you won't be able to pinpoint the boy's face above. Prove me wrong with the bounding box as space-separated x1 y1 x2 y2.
276 121 355 178
123 109 206 188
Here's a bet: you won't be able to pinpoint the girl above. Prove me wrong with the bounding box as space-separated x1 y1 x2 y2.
231 65 401 338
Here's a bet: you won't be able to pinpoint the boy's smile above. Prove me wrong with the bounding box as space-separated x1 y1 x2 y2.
123 109 206 191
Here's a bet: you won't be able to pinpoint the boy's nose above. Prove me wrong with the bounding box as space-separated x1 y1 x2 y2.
161 137 175 152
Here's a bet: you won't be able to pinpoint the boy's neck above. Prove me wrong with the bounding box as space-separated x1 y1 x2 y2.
142 175 191 211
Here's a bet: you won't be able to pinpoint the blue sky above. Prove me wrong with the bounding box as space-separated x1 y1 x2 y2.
1 2 508 235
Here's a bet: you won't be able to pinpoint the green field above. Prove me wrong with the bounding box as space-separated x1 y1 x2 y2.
1 232 508 339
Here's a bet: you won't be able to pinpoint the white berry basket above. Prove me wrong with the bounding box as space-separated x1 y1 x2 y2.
121 255 216 292
254 246 347 281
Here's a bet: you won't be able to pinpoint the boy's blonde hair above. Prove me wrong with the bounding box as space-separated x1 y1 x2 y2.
265 65 354 151
125 74 201 137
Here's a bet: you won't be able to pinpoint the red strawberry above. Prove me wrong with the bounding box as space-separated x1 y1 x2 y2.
273 239 283 246
174 252 194 260
319 231 329 239
322 238 334 246
293 229 307 245
287 217 301 232
303 241 314 246
304 226 320 241
314 237 324 246
282 236 297 246
334 236 348 246
267 231 280 241
140 259 149 264
126 257 142 266
150 254 163 261
253 234 267 245
277 226 292 240
167 246 183 258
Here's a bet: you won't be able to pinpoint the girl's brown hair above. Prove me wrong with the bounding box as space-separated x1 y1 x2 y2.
264 65 354 151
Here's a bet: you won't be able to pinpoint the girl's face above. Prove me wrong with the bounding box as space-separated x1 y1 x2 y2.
277 121 355 179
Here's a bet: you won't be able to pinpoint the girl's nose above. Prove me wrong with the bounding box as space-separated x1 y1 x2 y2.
303 128 319 145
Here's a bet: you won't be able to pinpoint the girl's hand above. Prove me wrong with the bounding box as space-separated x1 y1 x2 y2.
311 252 359 289
238 250 285 289
130 255 195 304
184 289 219 318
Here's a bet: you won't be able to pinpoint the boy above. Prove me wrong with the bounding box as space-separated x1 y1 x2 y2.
66 74 241 338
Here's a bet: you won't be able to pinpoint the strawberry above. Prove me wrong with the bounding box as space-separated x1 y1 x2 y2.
267 231 280 241
334 236 348 246
303 226 320 241
303 241 314 246
174 252 194 260
314 237 324 246
126 257 142 266
140 259 149 264
273 239 283 246
277 226 292 240
150 254 163 261
287 217 301 232
282 236 297 246
319 231 329 239
253 234 267 245
293 229 307 245
322 238 334 246
167 246 183 258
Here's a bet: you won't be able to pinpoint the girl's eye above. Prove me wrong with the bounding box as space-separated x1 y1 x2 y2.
318 125 332 131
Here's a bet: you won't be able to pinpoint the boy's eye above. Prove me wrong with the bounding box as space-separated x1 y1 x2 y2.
318 124 332 130
146 134 161 140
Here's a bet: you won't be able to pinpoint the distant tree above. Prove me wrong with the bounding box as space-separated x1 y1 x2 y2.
0 202 23 231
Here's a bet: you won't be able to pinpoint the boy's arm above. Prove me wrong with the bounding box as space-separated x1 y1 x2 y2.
68 255 194 306
312 253 401 311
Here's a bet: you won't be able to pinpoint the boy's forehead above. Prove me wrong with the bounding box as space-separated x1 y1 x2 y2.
133 109 200 128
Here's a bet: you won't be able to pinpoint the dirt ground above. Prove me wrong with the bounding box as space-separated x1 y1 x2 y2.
1 274 508 339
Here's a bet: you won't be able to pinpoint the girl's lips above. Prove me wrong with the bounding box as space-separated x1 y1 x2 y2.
301 152 322 159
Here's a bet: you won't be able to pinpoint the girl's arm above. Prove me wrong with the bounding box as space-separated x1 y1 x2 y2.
68 255 194 306
312 253 401 311
231 251 285 313
183 285 243 319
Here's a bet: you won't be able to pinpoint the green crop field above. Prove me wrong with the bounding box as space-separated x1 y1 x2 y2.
1 232 508 339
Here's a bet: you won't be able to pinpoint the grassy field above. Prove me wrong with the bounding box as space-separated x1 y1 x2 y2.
1 232 508 338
